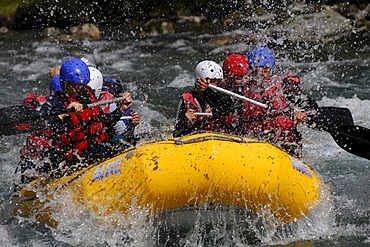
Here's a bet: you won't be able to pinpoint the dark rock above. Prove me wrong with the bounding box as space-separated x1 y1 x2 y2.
40 23 100 42
0 0 368 45
266 7 353 43
139 19 176 35
69 23 101 40
366 4 370 20
40 27 61 38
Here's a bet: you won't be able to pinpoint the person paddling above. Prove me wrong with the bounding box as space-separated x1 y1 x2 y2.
87 65 140 142
173 60 223 137
196 46 318 157
245 46 319 156
18 58 133 183
217 53 250 134
222 53 249 90
48 53 140 141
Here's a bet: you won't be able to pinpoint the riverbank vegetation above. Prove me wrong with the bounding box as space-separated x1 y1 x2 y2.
0 0 367 29
0 0 369 45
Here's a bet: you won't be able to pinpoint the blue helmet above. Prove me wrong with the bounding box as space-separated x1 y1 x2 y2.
60 58 90 85
248 47 276 71
49 74 63 93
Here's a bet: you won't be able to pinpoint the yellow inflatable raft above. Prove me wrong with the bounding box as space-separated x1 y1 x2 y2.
10 132 322 227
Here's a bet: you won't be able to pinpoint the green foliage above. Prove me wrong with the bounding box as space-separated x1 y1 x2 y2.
0 0 21 16
1 0 360 30
0 0 36 16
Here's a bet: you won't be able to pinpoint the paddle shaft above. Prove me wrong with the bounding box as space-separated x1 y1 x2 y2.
207 85 353 130
194 112 212 117
0 97 127 136
207 84 370 160
58 97 126 117
86 96 126 108
208 84 268 108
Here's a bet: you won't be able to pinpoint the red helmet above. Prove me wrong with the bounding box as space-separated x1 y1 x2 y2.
222 54 248 78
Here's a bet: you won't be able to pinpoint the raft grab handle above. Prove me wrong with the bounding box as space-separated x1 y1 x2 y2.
175 133 248 145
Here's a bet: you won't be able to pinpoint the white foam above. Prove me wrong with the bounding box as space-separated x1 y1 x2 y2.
167 39 188 49
32 43 62 54
319 96 370 126
167 72 193 88
0 225 15 246
110 60 133 72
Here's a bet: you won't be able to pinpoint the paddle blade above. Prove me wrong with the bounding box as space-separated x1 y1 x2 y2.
330 125 370 160
0 105 48 135
314 107 354 131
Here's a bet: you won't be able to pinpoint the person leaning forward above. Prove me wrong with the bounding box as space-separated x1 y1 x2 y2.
173 60 223 137
18 57 133 183
196 47 318 157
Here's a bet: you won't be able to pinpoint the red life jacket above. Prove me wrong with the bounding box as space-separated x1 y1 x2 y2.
19 89 112 166
20 95 54 161
284 74 300 85
98 91 115 113
23 94 48 110
219 87 244 131
58 89 110 155
181 91 214 130
19 128 55 160
242 76 295 140
182 92 212 120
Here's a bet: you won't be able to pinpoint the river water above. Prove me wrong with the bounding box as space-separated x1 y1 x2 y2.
0 27 369 246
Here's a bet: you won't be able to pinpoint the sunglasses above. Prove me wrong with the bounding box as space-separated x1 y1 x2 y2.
230 75 248 81
205 78 223 83
252 67 272 73
65 82 86 90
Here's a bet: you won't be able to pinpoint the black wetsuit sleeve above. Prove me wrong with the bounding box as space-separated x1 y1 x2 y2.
173 99 203 137
39 95 70 134
173 99 188 137
202 88 235 116
96 107 126 138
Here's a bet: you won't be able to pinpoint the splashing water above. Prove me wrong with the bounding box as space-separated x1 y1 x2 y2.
0 25 369 246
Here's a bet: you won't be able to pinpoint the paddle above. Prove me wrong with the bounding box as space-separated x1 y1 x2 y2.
208 84 268 108
311 107 370 160
0 97 126 136
208 84 370 160
328 125 370 160
313 106 354 131
194 112 213 117
209 84 355 129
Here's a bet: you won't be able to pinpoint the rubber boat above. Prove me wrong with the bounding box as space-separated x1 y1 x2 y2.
9 132 322 227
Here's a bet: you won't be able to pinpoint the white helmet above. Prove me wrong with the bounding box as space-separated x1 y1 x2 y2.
88 67 103 98
194 60 223 80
